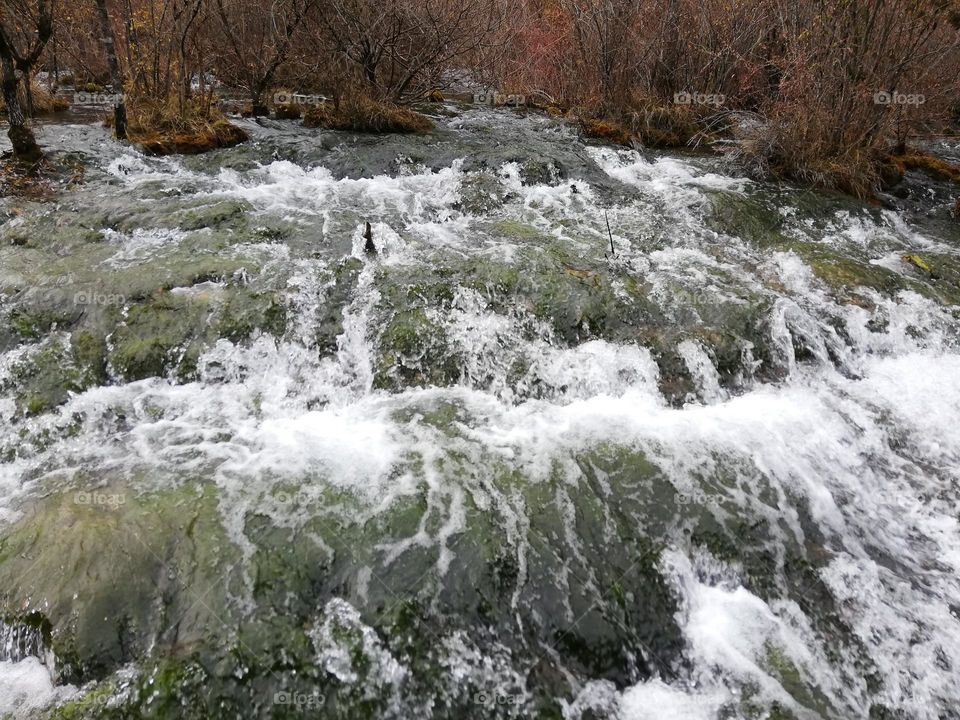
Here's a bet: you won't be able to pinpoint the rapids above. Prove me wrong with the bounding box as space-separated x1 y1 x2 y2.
1 108 959 719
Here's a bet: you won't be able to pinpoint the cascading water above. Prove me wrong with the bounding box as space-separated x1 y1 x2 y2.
0 109 959 719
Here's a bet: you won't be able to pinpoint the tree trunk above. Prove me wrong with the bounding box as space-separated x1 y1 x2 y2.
1 56 41 162
249 87 269 117
22 76 34 117
94 0 127 139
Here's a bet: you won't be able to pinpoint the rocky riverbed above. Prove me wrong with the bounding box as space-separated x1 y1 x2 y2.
1 108 959 719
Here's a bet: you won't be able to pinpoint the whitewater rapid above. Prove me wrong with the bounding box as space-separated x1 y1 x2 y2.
1 112 959 719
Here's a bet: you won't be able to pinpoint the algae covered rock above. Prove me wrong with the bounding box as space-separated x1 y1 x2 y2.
374 308 460 390
2 338 88 416
0 482 236 684
106 285 287 383
108 292 215 381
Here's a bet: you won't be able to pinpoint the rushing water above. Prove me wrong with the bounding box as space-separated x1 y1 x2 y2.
1 109 959 719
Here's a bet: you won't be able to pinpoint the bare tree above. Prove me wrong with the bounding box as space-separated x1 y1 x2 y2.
93 0 126 137
560 0 646 113
319 0 504 103
211 0 317 115
0 0 54 161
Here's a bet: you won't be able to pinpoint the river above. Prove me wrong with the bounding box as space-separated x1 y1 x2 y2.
1 108 959 719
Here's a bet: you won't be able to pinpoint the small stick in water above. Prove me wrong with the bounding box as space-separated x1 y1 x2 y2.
364 221 377 255
604 210 615 257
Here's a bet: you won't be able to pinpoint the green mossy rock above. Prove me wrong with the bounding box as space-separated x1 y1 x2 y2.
2 337 98 416
0 482 235 685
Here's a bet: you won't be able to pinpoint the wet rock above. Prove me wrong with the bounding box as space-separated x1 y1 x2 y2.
314 257 363 355
456 173 505 214
108 292 215 381
108 287 287 382
0 482 235 684
2 337 90 415
374 308 460 390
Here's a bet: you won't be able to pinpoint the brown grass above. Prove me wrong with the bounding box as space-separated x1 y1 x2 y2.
889 153 960 183
273 103 302 120
135 120 248 155
578 103 701 150
0 83 69 116
626 103 700 148
303 96 433 134
105 95 248 155
795 152 879 199
580 117 633 146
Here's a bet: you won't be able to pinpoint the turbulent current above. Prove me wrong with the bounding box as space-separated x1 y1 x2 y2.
1 109 959 719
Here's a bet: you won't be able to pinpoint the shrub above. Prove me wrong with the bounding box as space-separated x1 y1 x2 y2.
0 83 69 116
580 117 632 146
303 96 433 134
273 103 302 120
105 94 248 155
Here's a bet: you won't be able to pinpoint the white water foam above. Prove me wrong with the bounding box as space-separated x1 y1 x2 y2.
3 115 960 718
0 658 77 717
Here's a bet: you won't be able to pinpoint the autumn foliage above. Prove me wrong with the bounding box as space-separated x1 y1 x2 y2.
3 0 960 192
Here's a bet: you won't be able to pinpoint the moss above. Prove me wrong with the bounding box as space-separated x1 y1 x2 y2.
457 174 505 214
108 293 212 381
6 340 88 416
217 291 287 342
491 219 544 240
130 658 213 718
71 330 109 385
250 224 293 242
0 482 235 685
10 308 75 341
314 259 364 355
48 683 115 720
706 190 791 246
810 252 901 292
785 242 929 302
708 189 960 305
763 642 828 714
105 284 287 382
373 308 459 390
176 199 252 231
